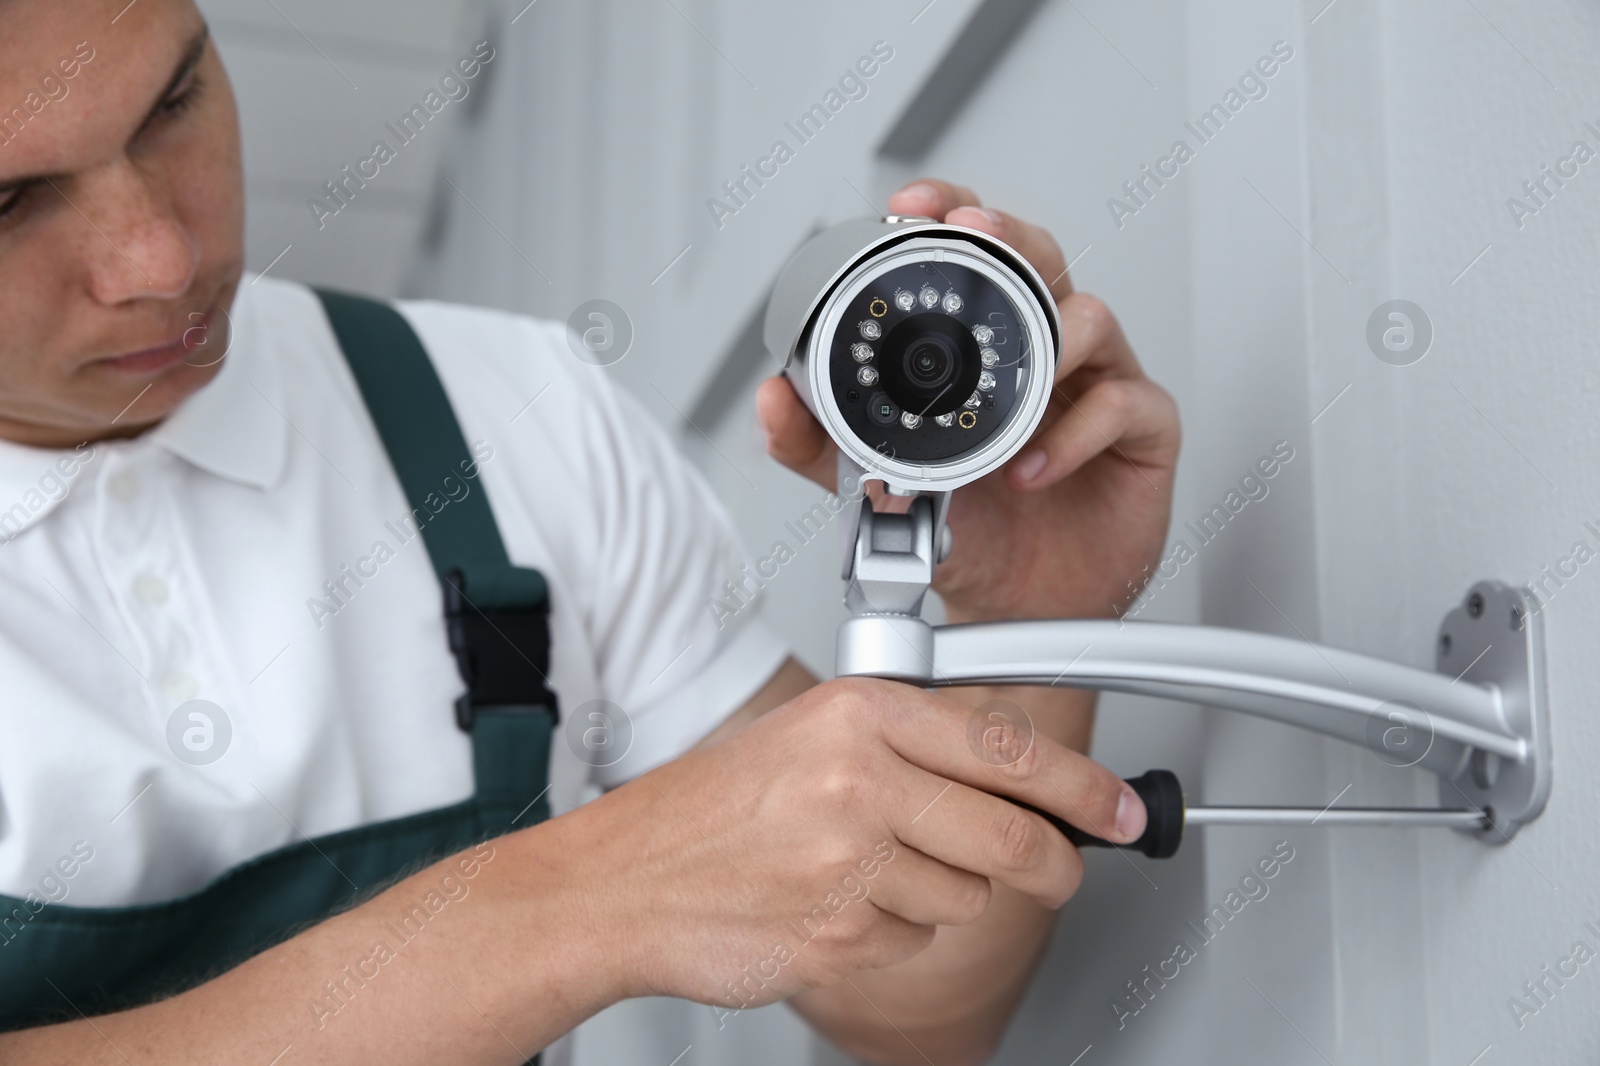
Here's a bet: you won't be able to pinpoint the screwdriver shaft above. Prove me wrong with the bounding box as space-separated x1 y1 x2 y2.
1185 806 1489 829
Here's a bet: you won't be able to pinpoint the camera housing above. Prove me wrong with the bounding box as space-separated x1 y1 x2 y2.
765 216 1060 493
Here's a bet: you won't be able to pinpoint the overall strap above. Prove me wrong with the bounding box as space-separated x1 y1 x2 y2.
314 288 557 834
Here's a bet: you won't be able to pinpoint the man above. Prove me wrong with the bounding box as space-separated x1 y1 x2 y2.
0 2 1180 1063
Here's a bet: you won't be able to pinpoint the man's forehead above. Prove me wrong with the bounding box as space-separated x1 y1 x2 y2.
0 0 204 181
0 0 111 69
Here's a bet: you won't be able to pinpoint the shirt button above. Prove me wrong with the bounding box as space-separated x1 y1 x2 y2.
109 469 139 502
161 672 199 702
133 573 169 606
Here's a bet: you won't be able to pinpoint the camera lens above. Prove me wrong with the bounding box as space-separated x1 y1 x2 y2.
877 313 982 419
906 339 955 388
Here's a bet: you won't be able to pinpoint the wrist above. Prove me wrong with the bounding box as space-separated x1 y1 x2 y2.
511 782 668 1004
469 805 641 1025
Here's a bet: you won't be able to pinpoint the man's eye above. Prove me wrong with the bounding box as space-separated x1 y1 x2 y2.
156 73 203 118
0 187 27 224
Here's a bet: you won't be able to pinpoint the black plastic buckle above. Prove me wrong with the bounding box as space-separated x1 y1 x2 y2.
444 569 558 732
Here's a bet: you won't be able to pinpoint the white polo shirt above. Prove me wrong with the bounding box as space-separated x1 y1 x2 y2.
0 276 788 912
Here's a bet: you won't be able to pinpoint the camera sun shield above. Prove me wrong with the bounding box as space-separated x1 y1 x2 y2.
766 218 1060 493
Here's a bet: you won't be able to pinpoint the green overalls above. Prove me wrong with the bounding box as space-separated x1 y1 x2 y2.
0 292 557 1066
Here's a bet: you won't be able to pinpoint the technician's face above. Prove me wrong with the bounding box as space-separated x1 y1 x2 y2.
0 0 244 448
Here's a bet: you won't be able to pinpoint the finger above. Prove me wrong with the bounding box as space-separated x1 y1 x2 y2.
756 376 837 489
861 844 994 927
874 688 1144 844
887 178 982 220
1056 292 1139 383
889 772 1084 908
944 205 1072 303
887 180 1074 302
849 911 939 972
1006 376 1179 491
803 905 938 972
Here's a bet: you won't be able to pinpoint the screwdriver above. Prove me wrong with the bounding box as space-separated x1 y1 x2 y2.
1015 770 1492 859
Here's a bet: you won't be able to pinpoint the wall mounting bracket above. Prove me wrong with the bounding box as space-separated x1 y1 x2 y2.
833 495 1551 842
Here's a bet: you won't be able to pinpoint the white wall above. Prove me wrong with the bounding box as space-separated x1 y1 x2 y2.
1154 0 1600 1061
210 0 1600 1061
1306 1 1600 1061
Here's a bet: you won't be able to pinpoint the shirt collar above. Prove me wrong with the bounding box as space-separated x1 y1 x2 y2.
0 436 88 541
151 275 288 491
0 276 287 541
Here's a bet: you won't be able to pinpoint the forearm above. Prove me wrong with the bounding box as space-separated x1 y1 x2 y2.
793 684 1096 1066
0 818 620 1065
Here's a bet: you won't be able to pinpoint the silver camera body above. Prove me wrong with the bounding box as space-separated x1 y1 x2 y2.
764 215 1061 493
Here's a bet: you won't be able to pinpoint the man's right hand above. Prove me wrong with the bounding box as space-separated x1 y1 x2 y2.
0 678 1142 1065
578 677 1145 1010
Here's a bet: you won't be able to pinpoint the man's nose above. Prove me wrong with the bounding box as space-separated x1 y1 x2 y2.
70 156 199 304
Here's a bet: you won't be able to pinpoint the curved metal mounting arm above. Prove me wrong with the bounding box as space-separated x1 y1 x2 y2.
835 498 1551 841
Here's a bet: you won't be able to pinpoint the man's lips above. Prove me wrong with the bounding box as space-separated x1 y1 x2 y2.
92 311 215 375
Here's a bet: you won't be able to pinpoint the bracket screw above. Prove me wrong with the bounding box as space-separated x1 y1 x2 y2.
1439 632 1453 655
1467 592 1485 618
1471 749 1501 789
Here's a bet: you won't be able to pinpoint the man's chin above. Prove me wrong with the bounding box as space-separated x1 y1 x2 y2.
92 356 226 441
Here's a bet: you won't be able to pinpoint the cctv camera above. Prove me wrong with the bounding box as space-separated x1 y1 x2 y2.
765 216 1061 493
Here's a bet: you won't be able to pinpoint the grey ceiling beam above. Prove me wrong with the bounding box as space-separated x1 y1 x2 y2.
686 292 779 431
686 225 821 432
877 0 1051 162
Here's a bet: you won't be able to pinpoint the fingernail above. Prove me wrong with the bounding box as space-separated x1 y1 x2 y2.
976 207 1004 227
899 181 938 203
1116 787 1147 841
1013 449 1046 483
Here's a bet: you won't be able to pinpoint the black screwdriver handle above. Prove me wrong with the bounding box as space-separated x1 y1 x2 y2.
1013 769 1185 859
